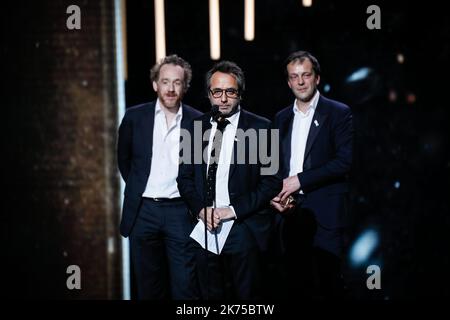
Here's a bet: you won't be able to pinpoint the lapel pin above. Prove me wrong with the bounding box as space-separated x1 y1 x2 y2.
314 120 319 127
234 136 239 142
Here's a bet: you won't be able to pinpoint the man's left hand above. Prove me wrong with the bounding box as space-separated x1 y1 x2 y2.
215 207 236 220
278 175 301 202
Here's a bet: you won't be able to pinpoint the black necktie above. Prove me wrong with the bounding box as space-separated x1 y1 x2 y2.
206 119 230 206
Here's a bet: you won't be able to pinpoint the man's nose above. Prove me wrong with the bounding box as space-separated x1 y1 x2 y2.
220 92 228 102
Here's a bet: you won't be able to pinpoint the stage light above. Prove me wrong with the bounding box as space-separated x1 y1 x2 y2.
394 181 400 189
343 67 382 104
406 92 416 104
244 0 255 41
121 0 128 79
209 0 221 60
323 84 331 92
397 53 405 64
346 67 371 83
388 89 397 102
302 0 313 7
349 229 379 267
155 0 166 62
114 0 130 300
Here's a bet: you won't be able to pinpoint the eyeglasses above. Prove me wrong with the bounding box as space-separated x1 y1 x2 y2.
209 88 240 99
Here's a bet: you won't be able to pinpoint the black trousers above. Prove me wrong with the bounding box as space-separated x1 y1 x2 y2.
282 204 345 300
130 198 199 300
195 222 263 300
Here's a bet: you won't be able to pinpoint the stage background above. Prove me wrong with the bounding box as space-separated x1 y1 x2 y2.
1 0 449 299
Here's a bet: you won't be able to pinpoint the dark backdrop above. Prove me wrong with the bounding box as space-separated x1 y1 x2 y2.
125 0 450 299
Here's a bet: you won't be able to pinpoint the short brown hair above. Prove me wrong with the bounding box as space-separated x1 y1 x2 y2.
284 50 321 78
150 54 192 92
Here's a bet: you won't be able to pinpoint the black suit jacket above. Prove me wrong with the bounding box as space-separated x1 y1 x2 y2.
117 101 202 237
273 95 353 229
177 109 282 251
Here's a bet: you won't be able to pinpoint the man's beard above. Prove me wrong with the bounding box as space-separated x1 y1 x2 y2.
298 87 317 103
161 93 181 108
217 103 239 118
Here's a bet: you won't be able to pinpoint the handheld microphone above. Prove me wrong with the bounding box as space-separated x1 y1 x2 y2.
212 104 240 121
210 105 222 122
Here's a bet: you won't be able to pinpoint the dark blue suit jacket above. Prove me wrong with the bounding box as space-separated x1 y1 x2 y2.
117 101 203 237
273 95 353 229
177 109 282 251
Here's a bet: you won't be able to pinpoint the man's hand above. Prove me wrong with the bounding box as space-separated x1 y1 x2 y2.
215 207 236 220
198 207 220 231
270 196 295 214
278 175 301 203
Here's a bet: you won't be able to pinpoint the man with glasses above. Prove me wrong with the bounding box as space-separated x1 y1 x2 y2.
117 55 202 299
177 61 281 299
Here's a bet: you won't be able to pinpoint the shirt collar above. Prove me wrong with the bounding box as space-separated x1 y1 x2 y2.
293 90 320 116
156 98 183 120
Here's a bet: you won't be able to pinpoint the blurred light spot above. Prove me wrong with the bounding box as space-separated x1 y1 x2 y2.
350 229 379 267
394 181 400 189
406 92 416 104
388 89 397 102
397 53 405 64
343 67 381 104
346 67 371 83
108 237 115 254
82 80 88 87
323 84 331 93
302 0 313 7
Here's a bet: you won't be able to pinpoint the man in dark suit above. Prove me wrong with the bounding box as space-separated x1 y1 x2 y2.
271 51 353 299
177 61 281 299
117 55 202 299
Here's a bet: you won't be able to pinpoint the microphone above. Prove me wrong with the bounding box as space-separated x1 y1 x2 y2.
210 105 222 122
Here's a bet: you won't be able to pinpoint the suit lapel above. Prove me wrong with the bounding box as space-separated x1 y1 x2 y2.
304 96 328 161
228 109 249 182
141 103 156 168
281 108 295 177
180 103 193 130
180 103 189 130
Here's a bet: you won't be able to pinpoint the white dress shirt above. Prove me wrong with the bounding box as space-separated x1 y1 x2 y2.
206 108 240 215
289 90 320 193
142 99 182 198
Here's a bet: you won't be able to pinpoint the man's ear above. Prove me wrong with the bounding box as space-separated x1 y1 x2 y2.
316 75 321 86
152 81 158 92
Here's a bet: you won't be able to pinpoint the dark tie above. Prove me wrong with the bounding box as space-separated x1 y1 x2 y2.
206 119 230 206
